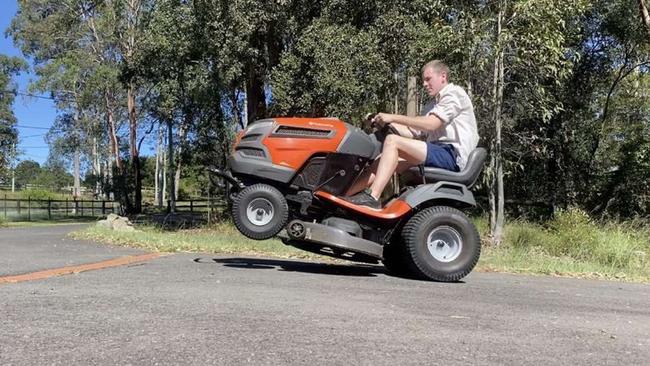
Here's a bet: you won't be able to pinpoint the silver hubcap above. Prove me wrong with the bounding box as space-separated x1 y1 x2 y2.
246 198 274 226
427 226 463 262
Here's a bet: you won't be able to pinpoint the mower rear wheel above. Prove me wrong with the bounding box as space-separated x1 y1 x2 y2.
232 184 288 240
402 206 481 282
382 238 415 278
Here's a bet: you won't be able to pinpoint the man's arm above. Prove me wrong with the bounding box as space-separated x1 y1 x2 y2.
387 122 421 139
373 113 444 133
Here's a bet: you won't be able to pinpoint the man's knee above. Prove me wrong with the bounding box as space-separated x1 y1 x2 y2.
384 134 400 149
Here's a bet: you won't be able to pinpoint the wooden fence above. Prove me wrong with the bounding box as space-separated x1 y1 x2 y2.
0 196 120 221
166 199 227 214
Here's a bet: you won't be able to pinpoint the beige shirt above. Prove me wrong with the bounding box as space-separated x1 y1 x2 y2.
420 83 479 170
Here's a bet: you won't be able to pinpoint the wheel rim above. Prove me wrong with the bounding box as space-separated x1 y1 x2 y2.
426 225 463 263
246 198 274 226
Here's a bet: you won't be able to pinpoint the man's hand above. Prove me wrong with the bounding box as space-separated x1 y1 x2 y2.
372 113 394 126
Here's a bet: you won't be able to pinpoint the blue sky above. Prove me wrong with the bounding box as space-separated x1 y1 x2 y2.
2 0 57 165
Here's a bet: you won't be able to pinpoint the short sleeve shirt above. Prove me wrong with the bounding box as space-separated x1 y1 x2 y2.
420 83 479 170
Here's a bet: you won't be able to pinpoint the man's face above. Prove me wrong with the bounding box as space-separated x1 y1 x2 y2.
422 67 447 97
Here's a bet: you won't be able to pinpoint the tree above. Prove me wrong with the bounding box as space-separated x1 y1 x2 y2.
14 160 41 188
0 54 27 175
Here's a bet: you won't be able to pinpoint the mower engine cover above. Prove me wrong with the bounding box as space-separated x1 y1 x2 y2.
229 118 379 195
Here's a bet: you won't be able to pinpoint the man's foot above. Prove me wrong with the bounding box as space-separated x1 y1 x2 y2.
343 189 382 209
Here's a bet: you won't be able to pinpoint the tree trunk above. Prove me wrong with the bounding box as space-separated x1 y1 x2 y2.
162 144 167 205
155 123 164 208
167 119 175 212
105 92 121 170
73 109 81 198
407 76 418 117
106 159 114 200
173 115 191 200
246 64 267 124
74 148 81 198
127 83 141 213
92 137 102 198
640 0 650 33
490 3 506 245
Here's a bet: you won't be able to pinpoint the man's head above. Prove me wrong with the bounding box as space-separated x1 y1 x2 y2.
422 60 450 97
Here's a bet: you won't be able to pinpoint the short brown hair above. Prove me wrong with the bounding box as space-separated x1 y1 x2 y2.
422 60 450 79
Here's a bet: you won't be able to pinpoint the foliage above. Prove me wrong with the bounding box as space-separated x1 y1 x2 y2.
14 160 40 188
0 54 27 175
497 208 649 274
20 188 59 200
5 0 650 221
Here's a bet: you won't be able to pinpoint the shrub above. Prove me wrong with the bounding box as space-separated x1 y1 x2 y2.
505 220 550 249
544 208 649 270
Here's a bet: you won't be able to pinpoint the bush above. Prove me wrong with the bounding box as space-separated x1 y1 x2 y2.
545 208 599 260
496 208 650 275
505 219 550 249
540 208 648 271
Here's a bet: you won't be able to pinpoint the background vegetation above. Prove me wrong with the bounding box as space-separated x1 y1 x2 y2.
1 0 649 243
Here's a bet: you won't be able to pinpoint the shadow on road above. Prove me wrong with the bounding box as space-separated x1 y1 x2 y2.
194 257 385 277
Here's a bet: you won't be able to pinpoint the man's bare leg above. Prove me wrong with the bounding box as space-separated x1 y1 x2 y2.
346 159 416 196
369 135 427 200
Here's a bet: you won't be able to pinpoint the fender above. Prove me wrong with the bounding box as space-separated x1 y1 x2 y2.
401 181 476 208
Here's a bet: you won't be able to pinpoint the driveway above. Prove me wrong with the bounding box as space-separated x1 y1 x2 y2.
1 225 649 365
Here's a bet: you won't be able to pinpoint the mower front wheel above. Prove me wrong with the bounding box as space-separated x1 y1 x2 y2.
401 206 481 282
232 184 288 240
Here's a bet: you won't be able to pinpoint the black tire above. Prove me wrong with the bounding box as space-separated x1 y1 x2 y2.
402 206 481 282
382 237 416 278
232 184 288 240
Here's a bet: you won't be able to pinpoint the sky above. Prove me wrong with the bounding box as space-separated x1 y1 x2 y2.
2 0 58 165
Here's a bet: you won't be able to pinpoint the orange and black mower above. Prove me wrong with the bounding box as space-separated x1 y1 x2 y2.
210 117 487 282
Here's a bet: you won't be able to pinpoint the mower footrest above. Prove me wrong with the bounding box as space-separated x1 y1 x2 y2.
284 220 383 259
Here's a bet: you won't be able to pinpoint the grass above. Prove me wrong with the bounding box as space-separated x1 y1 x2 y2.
475 209 650 282
71 208 650 282
72 221 331 261
0 189 81 200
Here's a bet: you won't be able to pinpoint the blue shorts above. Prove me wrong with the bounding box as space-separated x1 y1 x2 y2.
425 142 459 172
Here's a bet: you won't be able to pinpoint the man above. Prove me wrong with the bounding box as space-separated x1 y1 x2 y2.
344 60 479 209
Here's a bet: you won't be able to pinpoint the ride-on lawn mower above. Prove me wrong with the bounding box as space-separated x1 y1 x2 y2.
211 117 487 282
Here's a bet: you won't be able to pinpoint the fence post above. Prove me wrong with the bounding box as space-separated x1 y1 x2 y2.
28 197 31 221
65 198 69 216
167 200 171 214
91 200 95 216
48 199 52 220
3 194 6 219
102 200 106 215
80 200 84 216
74 199 78 216
190 200 193 213
17 199 21 215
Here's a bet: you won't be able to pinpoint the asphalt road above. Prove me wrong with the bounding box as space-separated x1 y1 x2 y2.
1 225 649 365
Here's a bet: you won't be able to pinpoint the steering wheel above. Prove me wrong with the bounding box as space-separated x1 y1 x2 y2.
365 113 400 142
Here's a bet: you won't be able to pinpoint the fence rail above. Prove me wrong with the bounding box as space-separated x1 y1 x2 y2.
166 199 227 214
0 196 230 222
0 196 119 221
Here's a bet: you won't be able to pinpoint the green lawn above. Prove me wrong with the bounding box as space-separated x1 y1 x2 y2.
72 222 327 261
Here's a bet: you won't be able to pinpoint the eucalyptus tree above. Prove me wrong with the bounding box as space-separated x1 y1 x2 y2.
0 55 26 177
9 0 121 198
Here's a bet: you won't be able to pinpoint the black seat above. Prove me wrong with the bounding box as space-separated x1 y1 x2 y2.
407 147 487 189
